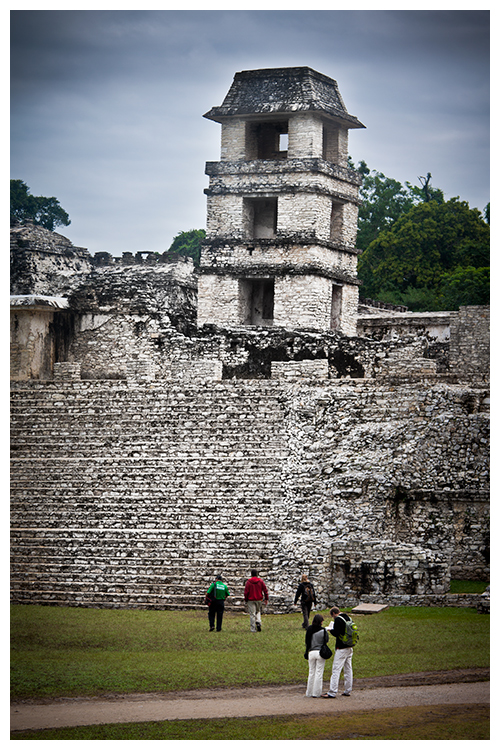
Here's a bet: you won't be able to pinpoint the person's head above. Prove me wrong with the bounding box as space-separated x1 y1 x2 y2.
330 606 340 618
301 574 308 583
251 569 258 577
310 613 324 631
216 575 223 582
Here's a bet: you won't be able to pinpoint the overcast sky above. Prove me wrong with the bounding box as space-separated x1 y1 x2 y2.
10 8 490 256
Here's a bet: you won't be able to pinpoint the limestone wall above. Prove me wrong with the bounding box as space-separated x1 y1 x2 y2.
204 160 360 250
10 307 57 381
199 241 359 279
449 306 490 379
10 374 489 610
10 379 290 609
279 379 489 594
10 222 92 296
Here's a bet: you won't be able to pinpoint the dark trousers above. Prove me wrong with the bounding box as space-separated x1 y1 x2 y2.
301 601 312 628
208 599 225 631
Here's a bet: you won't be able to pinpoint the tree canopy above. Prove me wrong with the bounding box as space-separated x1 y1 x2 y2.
10 179 71 231
165 229 205 266
357 196 489 310
353 160 445 253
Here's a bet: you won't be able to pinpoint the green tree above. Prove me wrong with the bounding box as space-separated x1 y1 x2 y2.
483 202 490 225
352 161 444 253
439 266 490 309
409 172 445 204
353 160 416 252
10 179 70 230
165 229 205 266
358 198 489 310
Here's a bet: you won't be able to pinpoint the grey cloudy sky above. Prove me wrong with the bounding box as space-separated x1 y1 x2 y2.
10 8 490 256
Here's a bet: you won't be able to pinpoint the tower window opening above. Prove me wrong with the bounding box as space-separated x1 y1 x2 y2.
331 283 343 329
239 278 275 325
244 197 278 239
246 121 288 160
323 121 340 162
330 202 343 241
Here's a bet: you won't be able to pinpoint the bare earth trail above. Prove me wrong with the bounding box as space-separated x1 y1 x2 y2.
11 669 489 732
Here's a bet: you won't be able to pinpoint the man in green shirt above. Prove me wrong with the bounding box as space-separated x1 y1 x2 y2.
206 575 230 631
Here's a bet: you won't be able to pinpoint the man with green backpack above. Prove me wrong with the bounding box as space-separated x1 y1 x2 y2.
321 606 359 698
205 575 230 632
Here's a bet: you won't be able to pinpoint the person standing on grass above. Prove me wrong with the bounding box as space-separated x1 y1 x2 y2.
294 574 317 629
205 575 230 632
322 606 353 698
244 569 269 632
304 613 329 697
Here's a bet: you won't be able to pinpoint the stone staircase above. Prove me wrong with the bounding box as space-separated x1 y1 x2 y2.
10 380 290 610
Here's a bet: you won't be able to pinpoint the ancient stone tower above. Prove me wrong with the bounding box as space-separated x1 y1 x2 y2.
197 67 365 336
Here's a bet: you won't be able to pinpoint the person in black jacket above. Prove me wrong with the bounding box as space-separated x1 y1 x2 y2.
321 606 353 698
294 574 317 629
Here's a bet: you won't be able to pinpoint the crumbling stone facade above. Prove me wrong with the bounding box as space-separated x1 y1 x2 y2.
9 245 490 610
9 67 489 611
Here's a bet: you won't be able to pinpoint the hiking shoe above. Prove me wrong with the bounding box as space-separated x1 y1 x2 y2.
256 623 261 631
321 693 336 698
342 692 351 696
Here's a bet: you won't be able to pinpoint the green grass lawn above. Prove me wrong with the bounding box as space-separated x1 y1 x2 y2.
11 603 489 701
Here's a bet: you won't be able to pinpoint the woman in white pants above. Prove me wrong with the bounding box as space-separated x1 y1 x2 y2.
304 614 329 697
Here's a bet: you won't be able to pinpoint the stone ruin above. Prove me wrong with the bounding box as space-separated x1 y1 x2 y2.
10 67 489 612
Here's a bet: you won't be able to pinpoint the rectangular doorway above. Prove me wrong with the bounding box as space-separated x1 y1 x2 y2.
331 283 342 329
240 279 275 325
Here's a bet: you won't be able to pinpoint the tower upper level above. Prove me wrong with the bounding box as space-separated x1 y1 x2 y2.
204 67 364 165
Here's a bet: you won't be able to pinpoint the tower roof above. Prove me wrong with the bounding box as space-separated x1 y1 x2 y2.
204 67 365 129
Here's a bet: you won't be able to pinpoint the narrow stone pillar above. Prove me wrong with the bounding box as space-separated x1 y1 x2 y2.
53 362 81 380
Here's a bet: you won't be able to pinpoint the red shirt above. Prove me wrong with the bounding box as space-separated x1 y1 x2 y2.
244 576 269 602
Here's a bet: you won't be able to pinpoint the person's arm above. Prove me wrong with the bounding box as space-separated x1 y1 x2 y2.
262 581 269 602
330 615 346 636
294 584 302 604
305 628 312 651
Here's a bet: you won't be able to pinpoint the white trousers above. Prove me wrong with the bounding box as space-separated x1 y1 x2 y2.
306 650 326 697
327 647 353 696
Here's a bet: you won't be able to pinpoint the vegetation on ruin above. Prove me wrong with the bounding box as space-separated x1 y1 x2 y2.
353 161 490 311
11 604 489 701
450 580 489 594
165 228 205 265
10 179 71 231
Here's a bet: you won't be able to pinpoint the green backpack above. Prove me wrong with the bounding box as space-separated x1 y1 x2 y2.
338 615 359 647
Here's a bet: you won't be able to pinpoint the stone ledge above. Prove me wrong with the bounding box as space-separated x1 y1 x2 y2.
359 593 487 609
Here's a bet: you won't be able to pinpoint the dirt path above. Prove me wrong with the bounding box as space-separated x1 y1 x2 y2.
11 669 489 732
